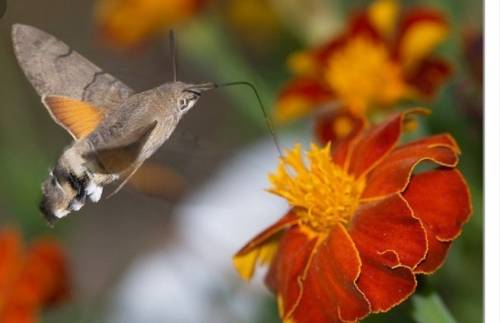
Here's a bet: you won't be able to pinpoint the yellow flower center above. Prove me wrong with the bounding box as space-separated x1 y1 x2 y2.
325 36 407 114
268 144 364 233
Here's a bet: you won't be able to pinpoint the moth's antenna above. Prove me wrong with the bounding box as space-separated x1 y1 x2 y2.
169 30 177 82
214 81 283 158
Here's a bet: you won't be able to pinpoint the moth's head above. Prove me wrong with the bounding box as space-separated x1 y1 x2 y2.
172 82 216 115
39 170 78 226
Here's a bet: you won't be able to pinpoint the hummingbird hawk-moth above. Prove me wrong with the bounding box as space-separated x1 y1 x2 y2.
12 24 227 225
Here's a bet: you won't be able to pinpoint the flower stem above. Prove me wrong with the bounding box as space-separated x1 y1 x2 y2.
411 293 458 323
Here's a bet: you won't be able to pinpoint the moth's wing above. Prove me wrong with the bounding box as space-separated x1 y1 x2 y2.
42 95 104 140
83 121 158 174
12 24 134 111
128 162 187 201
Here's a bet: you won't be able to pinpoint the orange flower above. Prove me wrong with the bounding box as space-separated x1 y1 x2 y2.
276 0 451 123
0 229 69 323
95 0 209 48
233 110 471 323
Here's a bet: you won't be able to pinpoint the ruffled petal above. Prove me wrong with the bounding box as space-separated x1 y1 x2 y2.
403 169 472 273
396 9 448 69
265 226 319 318
275 78 334 123
349 195 423 312
403 169 471 241
233 211 299 280
362 134 459 200
349 195 427 269
414 230 451 274
287 225 370 323
348 109 429 177
356 254 416 312
405 57 452 98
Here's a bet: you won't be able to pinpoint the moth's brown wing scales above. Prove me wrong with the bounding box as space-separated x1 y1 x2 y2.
12 24 134 111
42 96 104 140
83 121 158 174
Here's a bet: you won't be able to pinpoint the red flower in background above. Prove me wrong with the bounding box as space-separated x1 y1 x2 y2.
0 229 69 323
275 0 451 129
234 110 471 323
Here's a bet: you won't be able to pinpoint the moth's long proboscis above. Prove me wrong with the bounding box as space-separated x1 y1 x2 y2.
215 81 283 159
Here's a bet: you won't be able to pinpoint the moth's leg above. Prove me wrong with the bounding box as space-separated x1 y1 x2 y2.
85 180 103 203
84 172 118 203
68 172 88 211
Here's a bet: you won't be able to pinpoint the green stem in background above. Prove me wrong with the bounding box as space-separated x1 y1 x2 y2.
412 293 458 323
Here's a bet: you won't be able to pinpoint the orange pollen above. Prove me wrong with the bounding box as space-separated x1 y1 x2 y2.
325 35 407 113
268 144 364 232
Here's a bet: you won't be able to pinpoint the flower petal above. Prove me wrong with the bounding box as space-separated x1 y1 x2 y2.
233 211 299 280
403 169 472 241
350 195 427 269
315 108 366 145
96 0 208 48
266 226 319 318
287 51 320 76
405 58 452 98
368 0 400 37
287 225 370 323
349 195 423 312
362 134 459 200
347 113 402 177
275 78 333 123
347 14 383 45
414 229 451 274
356 254 416 312
403 169 472 273
23 239 70 305
0 230 22 297
315 14 382 66
397 9 448 69
348 109 430 177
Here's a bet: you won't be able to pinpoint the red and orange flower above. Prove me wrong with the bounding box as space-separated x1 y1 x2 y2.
233 110 471 323
0 229 69 323
275 0 451 124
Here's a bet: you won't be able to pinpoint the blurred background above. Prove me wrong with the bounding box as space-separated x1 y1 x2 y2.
0 0 482 322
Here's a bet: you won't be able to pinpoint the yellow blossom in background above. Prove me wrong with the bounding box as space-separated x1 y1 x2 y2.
95 0 209 48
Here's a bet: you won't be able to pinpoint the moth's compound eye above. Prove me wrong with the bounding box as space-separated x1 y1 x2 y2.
179 98 188 110
179 96 198 112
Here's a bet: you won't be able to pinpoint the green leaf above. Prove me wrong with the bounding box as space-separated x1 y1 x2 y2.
412 293 458 323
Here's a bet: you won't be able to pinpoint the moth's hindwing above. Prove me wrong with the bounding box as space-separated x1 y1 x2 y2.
42 96 104 139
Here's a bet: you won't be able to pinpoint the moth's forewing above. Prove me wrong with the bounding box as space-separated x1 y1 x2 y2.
12 24 133 111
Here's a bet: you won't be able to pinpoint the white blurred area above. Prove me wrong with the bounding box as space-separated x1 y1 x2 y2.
107 132 311 323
